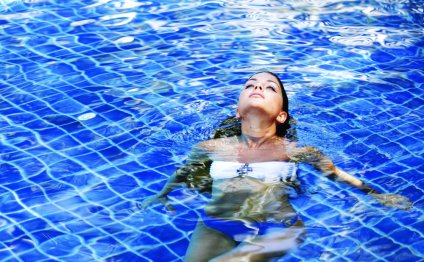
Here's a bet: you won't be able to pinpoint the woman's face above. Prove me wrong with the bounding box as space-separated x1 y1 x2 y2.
236 72 287 123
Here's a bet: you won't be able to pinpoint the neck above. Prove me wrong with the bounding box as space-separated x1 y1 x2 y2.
240 115 277 148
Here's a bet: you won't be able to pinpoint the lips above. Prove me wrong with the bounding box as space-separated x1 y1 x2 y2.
249 92 264 98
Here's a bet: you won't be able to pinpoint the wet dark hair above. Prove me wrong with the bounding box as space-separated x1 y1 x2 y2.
213 71 296 140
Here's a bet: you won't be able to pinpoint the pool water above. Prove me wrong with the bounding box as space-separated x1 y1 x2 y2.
0 0 423 261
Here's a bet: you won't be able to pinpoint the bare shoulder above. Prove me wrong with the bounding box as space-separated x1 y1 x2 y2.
285 142 321 162
196 136 238 152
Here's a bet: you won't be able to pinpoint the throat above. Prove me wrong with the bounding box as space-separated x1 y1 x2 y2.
240 134 276 149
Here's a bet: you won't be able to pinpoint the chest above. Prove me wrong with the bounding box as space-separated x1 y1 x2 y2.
212 144 289 163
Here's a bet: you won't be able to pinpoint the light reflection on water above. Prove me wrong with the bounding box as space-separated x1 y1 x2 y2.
0 0 423 261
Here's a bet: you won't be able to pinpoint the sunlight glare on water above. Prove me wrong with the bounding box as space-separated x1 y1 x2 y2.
0 0 423 261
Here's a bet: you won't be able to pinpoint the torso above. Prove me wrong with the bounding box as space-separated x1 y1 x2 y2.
198 136 298 222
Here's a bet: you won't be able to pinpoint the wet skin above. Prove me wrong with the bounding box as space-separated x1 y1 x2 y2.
199 136 298 223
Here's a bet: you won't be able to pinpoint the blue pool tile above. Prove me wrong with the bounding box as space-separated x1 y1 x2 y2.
372 176 406 192
0 224 26 242
397 122 422 135
2 112 34 128
5 236 36 255
362 151 390 165
48 135 81 150
0 194 29 213
79 114 108 128
39 234 82 257
411 240 424 257
3 24 27 35
0 163 22 184
379 162 406 176
84 183 118 202
350 226 382 244
90 236 127 258
366 237 400 254
378 142 405 156
20 218 49 232
404 59 424 70
97 144 125 157
404 97 424 109
32 230 64 244
390 228 422 245
74 152 109 167
5 209 35 225
344 248 382 262
73 129 99 143
396 136 422 152
399 156 424 170
168 238 190 257
398 185 423 202
100 222 128 235
60 246 96 261
106 252 148 262
116 137 139 149
407 71 424 83
38 127 67 142
108 175 139 194
60 220 93 235
19 249 49 261
292 243 324 260
396 209 424 226
364 134 390 146
116 161 144 173
49 160 85 179
97 196 126 208
385 247 419 262
85 139 115 152
344 142 370 156
44 211 78 224
142 246 179 262
51 99 85 114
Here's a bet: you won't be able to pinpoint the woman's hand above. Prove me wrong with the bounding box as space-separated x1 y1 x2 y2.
369 193 413 210
137 194 175 213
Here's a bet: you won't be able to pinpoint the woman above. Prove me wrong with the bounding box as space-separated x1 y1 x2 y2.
142 72 412 262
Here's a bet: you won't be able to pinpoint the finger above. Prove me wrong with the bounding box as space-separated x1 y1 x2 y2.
394 199 413 210
162 201 176 214
136 197 158 210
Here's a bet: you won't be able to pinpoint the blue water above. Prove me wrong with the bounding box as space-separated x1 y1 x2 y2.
0 0 423 261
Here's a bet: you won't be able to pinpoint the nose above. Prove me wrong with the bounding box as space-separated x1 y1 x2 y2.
254 84 263 91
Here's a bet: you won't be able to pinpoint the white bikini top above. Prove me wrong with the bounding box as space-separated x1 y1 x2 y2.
210 161 297 183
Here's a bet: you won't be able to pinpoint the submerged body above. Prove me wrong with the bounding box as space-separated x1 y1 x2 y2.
184 136 306 262
142 72 412 262
203 137 298 223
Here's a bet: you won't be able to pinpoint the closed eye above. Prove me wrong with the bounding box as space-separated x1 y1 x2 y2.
267 86 276 92
245 84 253 89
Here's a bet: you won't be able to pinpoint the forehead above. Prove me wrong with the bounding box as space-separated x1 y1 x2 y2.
248 72 280 84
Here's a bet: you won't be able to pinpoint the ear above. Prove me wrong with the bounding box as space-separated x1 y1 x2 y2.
276 111 287 124
236 108 241 119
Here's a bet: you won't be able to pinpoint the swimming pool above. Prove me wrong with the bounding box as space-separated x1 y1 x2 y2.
0 0 423 261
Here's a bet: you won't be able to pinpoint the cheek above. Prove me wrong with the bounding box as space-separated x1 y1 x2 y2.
270 94 283 108
237 92 249 105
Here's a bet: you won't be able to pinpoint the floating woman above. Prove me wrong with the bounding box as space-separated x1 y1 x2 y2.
142 71 412 262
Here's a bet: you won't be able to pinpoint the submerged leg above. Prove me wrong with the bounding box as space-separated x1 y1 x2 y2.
210 219 306 262
184 219 237 262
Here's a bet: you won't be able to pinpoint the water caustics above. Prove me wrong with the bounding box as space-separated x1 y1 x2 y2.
0 0 423 261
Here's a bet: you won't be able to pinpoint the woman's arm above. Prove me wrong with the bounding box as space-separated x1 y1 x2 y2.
288 145 412 210
140 144 212 211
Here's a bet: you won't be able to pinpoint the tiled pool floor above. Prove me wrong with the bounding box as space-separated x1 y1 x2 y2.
0 0 423 261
